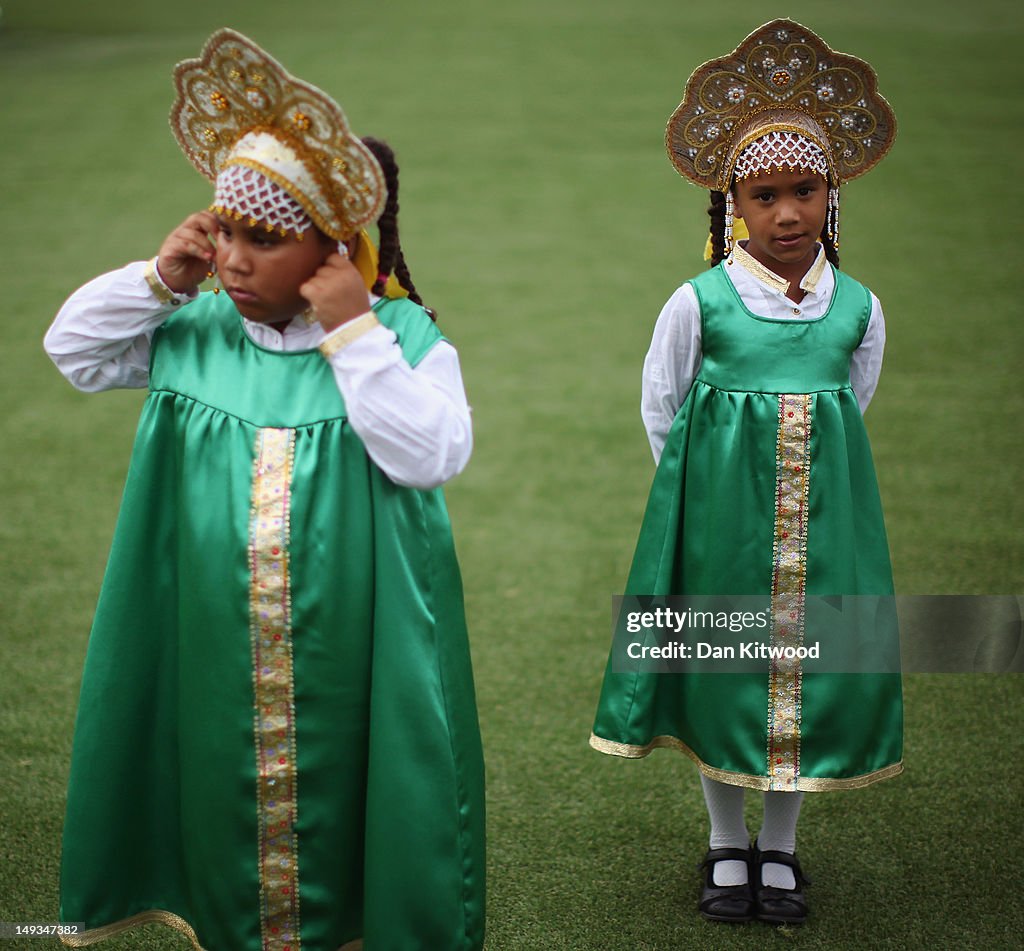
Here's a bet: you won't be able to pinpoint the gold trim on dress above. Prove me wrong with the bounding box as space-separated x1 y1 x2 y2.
60 910 208 949
800 246 828 292
731 242 828 297
249 427 302 951
766 394 812 790
732 243 789 294
589 732 903 791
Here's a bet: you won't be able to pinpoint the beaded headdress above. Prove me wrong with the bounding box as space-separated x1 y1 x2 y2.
666 19 896 256
666 19 895 190
170 28 385 241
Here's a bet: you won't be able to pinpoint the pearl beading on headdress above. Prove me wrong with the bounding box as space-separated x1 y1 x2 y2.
732 130 828 181
212 164 313 238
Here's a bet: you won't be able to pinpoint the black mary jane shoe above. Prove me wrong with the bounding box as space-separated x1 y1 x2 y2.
697 846 754 922
753 843 811 925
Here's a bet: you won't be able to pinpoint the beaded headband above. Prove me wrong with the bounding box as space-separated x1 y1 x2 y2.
732 129 828 181
665 19 896 192
212 163 313 237
170 28 385 240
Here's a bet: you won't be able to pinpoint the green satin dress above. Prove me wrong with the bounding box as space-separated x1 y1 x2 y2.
60 294 485 951
591 263 903 791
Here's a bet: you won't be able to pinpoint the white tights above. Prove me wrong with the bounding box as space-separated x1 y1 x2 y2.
700 774 803 888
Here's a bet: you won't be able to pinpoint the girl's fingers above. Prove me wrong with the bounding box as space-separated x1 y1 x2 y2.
168 230 214 262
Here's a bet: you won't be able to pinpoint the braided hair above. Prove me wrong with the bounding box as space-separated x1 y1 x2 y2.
707 189 727 267
360 136 434 319
819 223 839 268
705 186 840 269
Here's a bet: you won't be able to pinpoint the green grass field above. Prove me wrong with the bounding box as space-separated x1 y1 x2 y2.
1 0 1022 948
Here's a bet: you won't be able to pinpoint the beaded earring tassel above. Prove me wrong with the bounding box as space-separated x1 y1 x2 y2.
724 190 735 258
827 186 840 249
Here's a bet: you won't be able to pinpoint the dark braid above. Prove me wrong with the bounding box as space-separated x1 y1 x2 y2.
360 136 435 319
707 189 727 267
819 227 840 268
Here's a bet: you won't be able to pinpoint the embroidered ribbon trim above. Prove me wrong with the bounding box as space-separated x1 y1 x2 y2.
249 427 302 951
766 395 812 790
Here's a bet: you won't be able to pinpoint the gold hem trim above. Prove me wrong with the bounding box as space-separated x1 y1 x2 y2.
60 910 207 949
589 732 903 791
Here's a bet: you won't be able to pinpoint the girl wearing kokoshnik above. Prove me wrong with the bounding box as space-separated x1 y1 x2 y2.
590 20 902 925
46 29 484 951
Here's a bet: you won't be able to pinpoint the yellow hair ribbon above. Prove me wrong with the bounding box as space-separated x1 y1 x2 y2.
703 218 749 261
352 230 408 298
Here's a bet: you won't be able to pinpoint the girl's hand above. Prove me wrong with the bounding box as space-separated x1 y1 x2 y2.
300 251 370 332
156 212 218 294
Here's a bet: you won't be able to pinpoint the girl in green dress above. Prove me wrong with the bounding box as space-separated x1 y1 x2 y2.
45 30 484 951
591 19 902 925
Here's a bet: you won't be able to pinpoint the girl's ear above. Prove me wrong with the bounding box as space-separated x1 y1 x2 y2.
729 185 742 220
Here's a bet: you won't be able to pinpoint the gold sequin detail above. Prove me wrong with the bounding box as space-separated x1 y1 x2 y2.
291 111 311 131
210 90 229 112
249 428 301 951
766 394 812 791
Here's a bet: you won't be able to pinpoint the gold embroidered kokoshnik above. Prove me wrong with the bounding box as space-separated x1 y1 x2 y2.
249 427 302 951
767 395 812 790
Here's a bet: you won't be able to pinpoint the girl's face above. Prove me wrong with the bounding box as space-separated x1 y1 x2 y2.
732 170 829 279
214 215 334 324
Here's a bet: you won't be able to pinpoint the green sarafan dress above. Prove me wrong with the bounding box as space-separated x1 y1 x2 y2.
60 294 485 951
591 263 903 792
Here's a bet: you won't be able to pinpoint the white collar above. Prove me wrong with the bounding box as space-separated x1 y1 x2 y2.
729 241 828 296
241 313 325 349
240 292 380 349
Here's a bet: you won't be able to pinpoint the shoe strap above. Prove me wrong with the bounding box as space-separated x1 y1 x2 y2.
755 847 811 885
698 846 751 870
